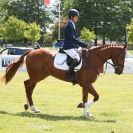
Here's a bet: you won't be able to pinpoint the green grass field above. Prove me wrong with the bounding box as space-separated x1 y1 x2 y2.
129 50 133 55
0 72 133 133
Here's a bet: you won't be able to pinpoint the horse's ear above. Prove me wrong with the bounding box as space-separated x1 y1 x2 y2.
123 44 128 50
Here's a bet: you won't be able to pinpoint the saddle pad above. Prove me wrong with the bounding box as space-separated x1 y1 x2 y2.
54 52 82 71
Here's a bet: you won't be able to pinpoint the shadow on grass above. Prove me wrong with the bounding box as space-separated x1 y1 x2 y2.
0 111 116 123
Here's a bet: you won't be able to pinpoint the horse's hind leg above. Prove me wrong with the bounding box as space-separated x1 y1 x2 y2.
24 72 49 113
24 79 40 113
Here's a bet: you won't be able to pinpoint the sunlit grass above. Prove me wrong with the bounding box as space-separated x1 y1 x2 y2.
129 50 133 55
0 72 133 133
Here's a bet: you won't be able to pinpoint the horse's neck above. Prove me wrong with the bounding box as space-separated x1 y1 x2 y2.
92 48 111 65
92 46 122 66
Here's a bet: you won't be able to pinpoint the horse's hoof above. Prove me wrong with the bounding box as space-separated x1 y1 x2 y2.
34 110 40 113
87 113 94 117
24 104 29 110
83 112 94 119
77 103 85 108
30 105 40 113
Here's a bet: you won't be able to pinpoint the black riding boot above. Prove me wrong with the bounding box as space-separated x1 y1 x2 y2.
67 58 78 82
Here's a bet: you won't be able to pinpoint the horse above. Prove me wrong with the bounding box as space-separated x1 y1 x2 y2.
1 44 127 118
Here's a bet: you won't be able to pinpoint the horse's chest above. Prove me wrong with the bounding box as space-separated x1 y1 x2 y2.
78 68 98 84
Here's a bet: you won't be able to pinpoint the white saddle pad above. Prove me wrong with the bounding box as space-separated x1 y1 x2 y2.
54 52 82 71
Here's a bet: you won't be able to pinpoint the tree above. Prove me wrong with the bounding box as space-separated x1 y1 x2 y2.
0 16 27 41
61 0 133 45
2 0 50 30
0 0 8 25
0 16 41 43
80 28 96 42
24 22 41 44
127 18 133 43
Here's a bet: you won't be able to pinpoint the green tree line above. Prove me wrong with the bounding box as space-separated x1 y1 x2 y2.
1 0 133 46
61 0 133 45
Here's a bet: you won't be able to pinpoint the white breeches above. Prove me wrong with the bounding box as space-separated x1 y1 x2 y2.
63 49 80 62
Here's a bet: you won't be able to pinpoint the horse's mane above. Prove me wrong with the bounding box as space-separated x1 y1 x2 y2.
90 44 123 52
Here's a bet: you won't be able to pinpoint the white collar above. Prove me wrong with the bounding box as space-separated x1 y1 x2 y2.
70 20 76 29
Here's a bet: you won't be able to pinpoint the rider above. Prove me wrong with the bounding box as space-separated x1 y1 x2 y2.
63 9 88 82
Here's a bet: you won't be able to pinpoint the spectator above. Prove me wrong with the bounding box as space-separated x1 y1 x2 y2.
34 42 40 49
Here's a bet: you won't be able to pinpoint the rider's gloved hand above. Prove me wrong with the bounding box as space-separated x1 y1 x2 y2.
80 41 88 48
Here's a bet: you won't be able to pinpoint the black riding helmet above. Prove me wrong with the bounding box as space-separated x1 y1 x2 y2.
68 9 79 19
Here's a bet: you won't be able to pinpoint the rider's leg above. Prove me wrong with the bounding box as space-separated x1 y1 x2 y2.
67 58 78 80
63 49 80 81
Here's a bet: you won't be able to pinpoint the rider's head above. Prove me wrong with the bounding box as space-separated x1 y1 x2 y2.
68 9 79 23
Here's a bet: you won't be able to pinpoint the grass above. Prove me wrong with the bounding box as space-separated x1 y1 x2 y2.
0 72 133 133
128 50 133 55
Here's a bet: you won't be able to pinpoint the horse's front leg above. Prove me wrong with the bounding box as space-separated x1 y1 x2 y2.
78 83 99 118
77 84 91 118
82 86 90 118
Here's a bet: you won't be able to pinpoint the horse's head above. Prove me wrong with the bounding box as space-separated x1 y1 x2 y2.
111 44 127 75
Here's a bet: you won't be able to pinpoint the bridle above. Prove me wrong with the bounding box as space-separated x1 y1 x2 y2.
110 50 125 69
105 54 125 69
88 48 126 74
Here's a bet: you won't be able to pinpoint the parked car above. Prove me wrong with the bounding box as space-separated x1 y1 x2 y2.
0 47 33 69
0 47 32 55
104 51 133 73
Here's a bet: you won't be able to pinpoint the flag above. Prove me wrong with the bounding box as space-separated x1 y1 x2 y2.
43 0 50 5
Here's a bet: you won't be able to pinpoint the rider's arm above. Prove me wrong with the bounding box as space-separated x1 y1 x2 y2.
65 24 80 44
65 24 88 48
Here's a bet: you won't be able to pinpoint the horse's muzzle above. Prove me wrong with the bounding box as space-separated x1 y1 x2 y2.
115 67 124 75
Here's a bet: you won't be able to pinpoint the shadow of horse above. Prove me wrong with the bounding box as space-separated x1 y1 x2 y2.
0 111 116 123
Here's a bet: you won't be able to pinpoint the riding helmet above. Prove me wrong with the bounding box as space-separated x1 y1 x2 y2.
68 9 79 19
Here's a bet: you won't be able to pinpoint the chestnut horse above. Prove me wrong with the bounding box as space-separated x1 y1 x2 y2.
1 44 127 118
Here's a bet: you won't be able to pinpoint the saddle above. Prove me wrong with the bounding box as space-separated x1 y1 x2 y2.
54 48 82 71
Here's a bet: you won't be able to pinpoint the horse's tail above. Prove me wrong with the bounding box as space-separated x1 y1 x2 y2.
1 50 31 84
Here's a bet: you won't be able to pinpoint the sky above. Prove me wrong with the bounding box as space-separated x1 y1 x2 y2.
50 0 56 5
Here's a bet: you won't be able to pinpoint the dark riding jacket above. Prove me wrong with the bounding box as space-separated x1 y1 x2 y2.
63 20 85 50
